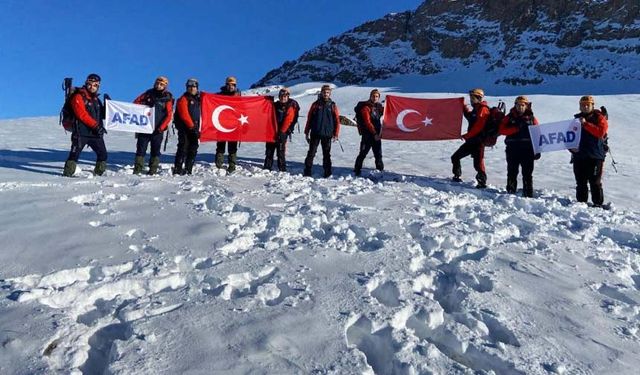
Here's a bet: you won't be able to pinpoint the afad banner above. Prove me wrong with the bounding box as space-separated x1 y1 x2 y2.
200 94 277 142
104 100 154 134
528 119 582 154
382 95 463 140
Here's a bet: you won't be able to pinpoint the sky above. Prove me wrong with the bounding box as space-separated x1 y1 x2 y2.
0 0 423 119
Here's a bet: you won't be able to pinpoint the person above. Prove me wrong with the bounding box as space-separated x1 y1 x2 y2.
173 78 201 175
451 88 490 188
133 76 174 175
354 89 384 176
215 76 242 172
498 96 539 197
264 87 298 172
303 84 340 177
62 73 108 177
571 95 609 207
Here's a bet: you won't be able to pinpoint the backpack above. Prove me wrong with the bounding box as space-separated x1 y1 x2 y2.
354 101 368 135
285 98 300 135
59 78 79 131
481 100 506 147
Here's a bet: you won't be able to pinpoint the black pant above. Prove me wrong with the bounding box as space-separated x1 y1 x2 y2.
354 132 383 172
265 139 287 171
67 134 107 162
175 128 199 169
136 132 164 157
506 145 535 194
573 158 604 205
451 141 486 183
304 135 332 176
216 141 238 155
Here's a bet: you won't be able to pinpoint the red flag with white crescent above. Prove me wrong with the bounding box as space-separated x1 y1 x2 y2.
200 93 277 142
382 95 464 140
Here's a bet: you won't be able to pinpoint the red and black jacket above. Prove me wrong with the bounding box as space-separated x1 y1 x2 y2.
175 92 201 131
274 101 297 134
134 89 174 132
499 107 539 147
462 101 490 143
71 87 103 138
573 110 609 161
357 101 384 135
305 99 340 138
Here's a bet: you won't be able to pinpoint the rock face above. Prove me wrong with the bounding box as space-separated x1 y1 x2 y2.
253 0 640 93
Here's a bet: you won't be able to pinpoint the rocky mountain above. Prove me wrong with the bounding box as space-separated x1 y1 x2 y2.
253 0 640 94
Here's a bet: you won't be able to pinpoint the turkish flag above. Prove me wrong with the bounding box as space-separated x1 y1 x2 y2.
382 95 464 140
200 93 277 142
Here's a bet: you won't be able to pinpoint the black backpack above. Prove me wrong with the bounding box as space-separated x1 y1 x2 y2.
59 78 79 131
481 100 506 147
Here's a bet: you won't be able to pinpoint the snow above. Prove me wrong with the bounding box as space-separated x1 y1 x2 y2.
1 83 640 374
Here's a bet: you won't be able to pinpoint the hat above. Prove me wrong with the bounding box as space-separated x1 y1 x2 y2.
226 76 237 85
514 95 529 104
321 84 332 92
186 78 199 88
469 88 484 98
579 95 595 105
278 87 290 96
155 76 169 85
86 73 101 83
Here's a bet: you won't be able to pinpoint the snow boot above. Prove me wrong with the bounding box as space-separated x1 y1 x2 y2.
62 160 76 177
147 156 160 175
263 157 273 170
523 176 533 198
303 168 312 177
227 153 237 173
375 159 384 172
93 161 107 176
506 176 517 194
184 157 195 175
133 156 145 175
475 171 487 189
215 153 224 169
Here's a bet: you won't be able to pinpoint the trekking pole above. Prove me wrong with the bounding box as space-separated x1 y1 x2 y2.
336 138 345 152
609 150 618 173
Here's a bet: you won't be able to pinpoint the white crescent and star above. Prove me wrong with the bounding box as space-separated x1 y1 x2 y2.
396 109 433 132
211 105 249 133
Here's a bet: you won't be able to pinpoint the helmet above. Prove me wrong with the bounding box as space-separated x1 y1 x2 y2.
186 78 199 88
469 88 484 98
86 73 101 83
225 76 237 85
579 95 595 105
514 95 529 104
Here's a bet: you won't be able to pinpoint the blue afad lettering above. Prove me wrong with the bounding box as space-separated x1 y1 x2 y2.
111 112 149 126
539 131 576 146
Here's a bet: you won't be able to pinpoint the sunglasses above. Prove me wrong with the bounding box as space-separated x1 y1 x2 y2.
155 81 168 86
86 81 100 87
279 93 289 97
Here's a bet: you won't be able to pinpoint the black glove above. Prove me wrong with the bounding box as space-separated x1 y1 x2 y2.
277 131 287 143
103 93 111 101
190 127 200 139
95 125 107 136
534 153 541 160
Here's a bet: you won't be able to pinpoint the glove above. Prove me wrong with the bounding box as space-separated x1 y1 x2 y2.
190 127 200 139
305 133 310 144
277 131 287 143
95 126 107 136
534 153 541 160
103 93 111 101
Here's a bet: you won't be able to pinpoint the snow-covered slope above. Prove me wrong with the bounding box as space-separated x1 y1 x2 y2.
1 84 639 374
253 0 640 94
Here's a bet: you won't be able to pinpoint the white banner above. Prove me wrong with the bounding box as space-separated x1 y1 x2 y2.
528 118 582 154
105 100 154 134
